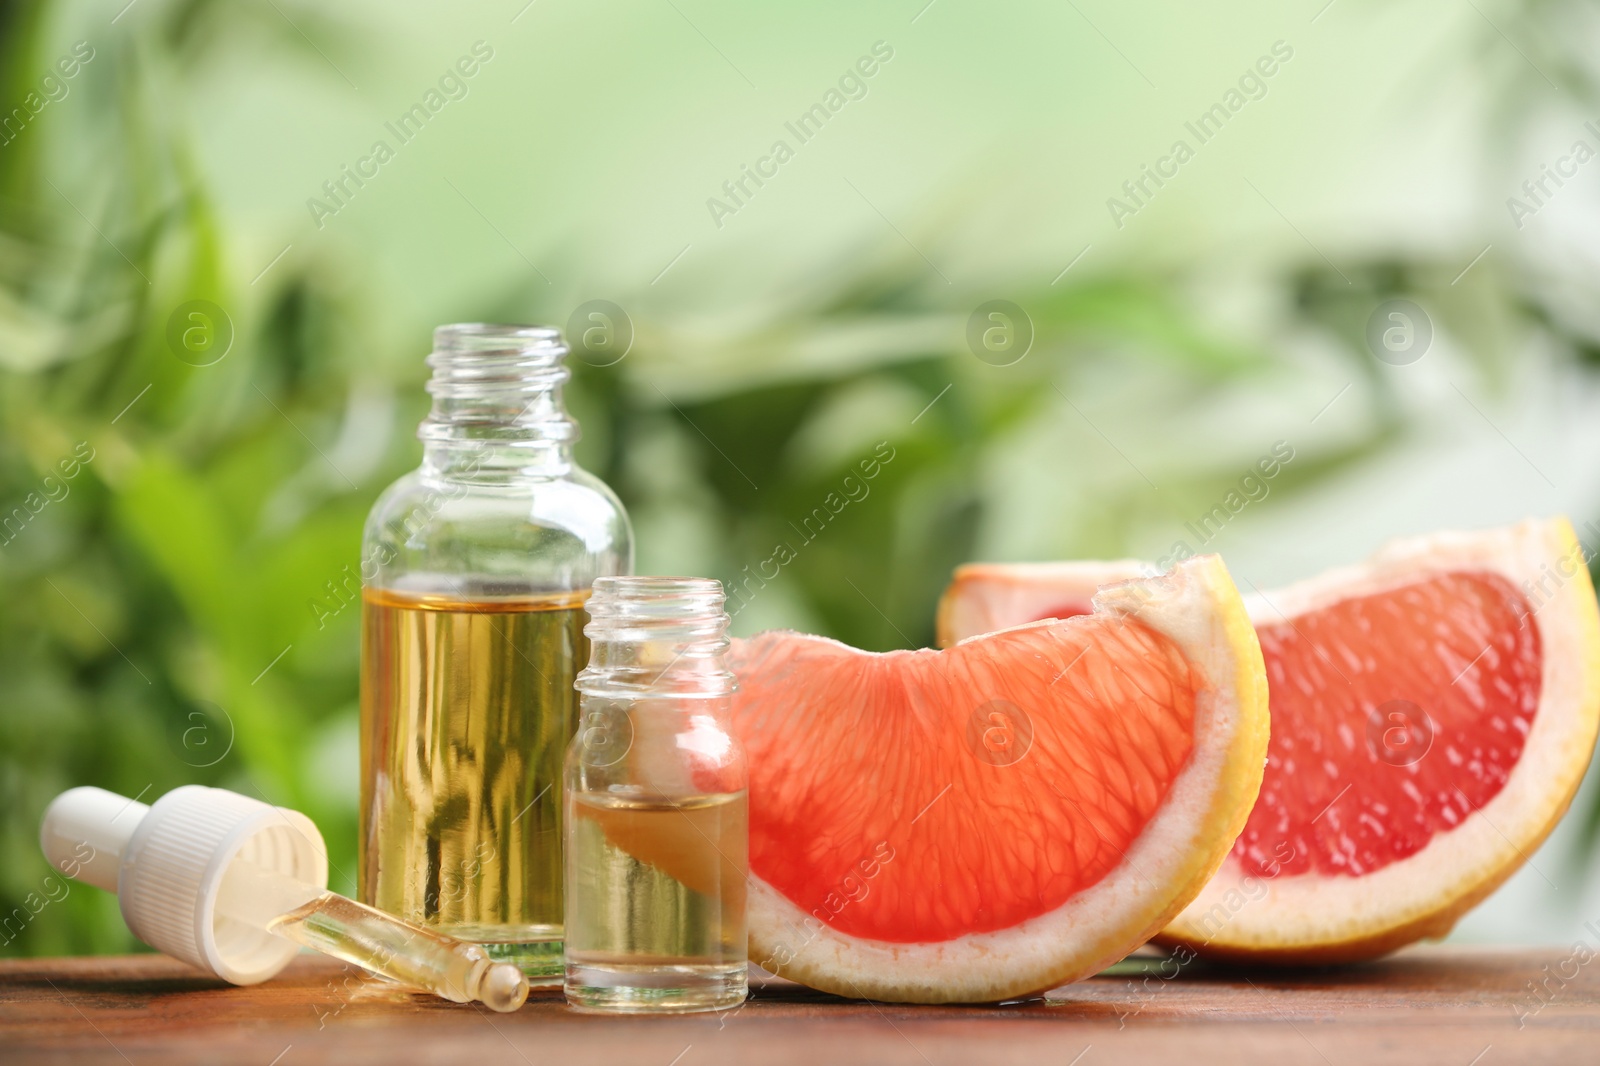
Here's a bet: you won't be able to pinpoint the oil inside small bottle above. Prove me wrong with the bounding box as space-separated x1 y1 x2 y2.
360 585 586 981
564 789 748 1012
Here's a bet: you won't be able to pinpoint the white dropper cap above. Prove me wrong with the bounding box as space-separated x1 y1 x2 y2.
40 785 328 985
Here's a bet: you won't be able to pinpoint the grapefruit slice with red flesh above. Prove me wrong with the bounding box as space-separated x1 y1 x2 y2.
726 554 1269 1003
938 518 1600 963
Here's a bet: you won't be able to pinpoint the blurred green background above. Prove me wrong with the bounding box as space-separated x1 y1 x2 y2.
5 0 1600 955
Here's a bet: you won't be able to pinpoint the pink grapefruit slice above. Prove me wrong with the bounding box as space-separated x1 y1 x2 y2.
726 554 1269 1002
938 518 1600 963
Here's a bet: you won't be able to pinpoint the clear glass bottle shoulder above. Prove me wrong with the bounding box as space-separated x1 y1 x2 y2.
363 464 631 594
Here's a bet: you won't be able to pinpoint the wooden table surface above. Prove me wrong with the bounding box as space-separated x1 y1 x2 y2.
1 947 1594 1065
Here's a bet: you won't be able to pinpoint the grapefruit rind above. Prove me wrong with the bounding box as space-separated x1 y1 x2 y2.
747 554 1270 1002
1159 518 1600 962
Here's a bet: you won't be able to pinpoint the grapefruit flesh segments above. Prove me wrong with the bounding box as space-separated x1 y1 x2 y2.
726 554 1270 1003
937 518 1600 963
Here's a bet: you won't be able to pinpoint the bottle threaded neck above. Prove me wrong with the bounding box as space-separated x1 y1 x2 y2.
419 323 577 445
579 577 733 697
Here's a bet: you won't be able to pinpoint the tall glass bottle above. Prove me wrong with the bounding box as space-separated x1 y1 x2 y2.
563 577 749 1013
360 323 632 982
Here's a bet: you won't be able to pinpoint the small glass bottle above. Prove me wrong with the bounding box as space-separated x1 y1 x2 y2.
563 577 749 1014
360 324 632 983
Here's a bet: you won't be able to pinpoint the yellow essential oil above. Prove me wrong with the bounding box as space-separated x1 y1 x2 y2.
564 790 748 986
360 586 587 980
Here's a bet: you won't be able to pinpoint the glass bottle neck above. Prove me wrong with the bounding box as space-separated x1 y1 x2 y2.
418 323 578 482
578 578 734 699
421 439 574 482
